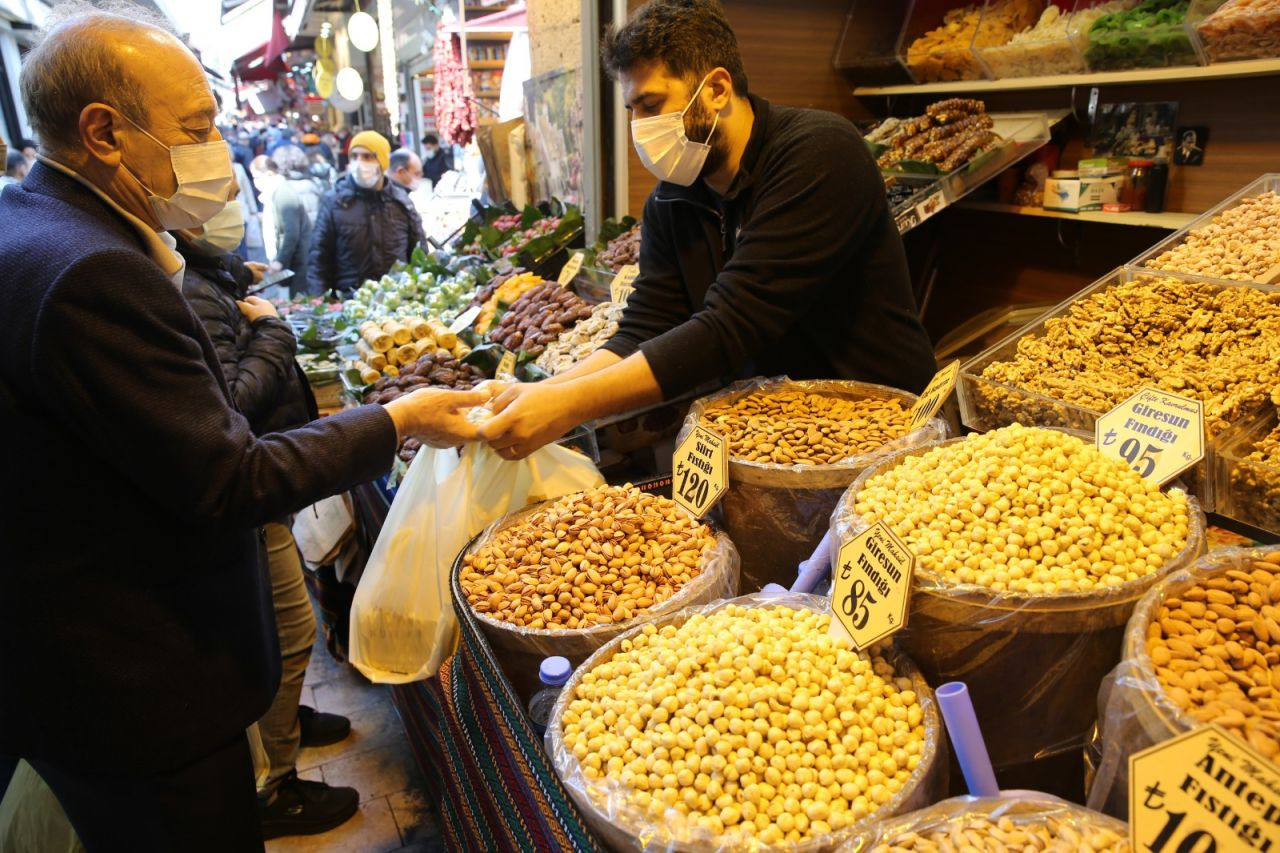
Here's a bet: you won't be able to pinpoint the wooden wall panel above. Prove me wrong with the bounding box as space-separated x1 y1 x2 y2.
622 0 861 216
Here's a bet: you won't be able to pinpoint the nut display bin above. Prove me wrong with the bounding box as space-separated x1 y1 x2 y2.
832 0 914 85
900 0 994 82
1128 172 1280 287
974 1 1089 78
1215 407 1280 534
957 267 1280 508
1077 0 1204 70
1188 0 1280 63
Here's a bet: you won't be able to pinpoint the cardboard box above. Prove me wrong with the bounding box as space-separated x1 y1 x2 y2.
1080 175 1125 211
1043 177 1081 212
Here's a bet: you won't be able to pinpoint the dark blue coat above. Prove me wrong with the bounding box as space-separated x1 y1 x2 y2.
0 163 396 774
307 173 427 296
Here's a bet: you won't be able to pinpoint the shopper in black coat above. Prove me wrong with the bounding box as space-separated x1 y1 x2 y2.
307 133 428 297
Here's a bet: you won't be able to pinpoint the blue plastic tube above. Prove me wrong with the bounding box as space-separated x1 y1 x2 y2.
936 682 1000 797
790 530 834 594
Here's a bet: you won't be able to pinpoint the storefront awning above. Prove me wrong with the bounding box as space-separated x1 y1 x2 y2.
442 3 527 34
232 8 291 82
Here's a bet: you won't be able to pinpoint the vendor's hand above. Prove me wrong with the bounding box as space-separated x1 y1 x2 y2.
479 382 583 460
245 261 268 284
237 295 278 322
384 386 492 448
473 379 508 404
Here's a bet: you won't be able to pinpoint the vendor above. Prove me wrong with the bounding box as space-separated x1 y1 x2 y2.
481 0 935 459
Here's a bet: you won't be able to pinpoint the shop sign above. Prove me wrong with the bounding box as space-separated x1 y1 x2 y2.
1129 724 1280 853
557 252 585 287
496 350 517 381
448 305 482 335
895 210 920 234
907 360 960 432
830 521 914 650
672 425 728 519
1096 388 1204 486
610 265 640 304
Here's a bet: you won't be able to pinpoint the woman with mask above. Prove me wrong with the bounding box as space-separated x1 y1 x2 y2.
174 209 364 841
269 146 324 293
307 130 428 296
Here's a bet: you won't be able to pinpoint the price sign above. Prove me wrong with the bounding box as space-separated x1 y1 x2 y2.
914 189 949 224
829 522 914 650
672 425 728 519
907 360 960 432
610 265 640 303
557 251 585 287
1129 725 1280 853
1096 388 1204 486
496 350 517 381
448 305 482 335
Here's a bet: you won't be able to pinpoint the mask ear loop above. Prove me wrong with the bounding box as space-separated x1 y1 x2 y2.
703 109 720 145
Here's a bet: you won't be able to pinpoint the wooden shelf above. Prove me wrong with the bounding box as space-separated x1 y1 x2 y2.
467 32 512 41
853 57 1280 96
958 200 1198 229
468 60 506 70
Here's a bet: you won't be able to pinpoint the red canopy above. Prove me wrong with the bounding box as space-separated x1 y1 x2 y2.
232 9 291 82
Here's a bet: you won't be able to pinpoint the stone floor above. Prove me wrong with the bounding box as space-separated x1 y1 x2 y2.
266 637 445 853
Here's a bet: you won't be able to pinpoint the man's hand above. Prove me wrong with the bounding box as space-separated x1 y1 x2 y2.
384 386 492 448
268 260 284 273
245 261 268 283
479 382 586 460
237 295 278 322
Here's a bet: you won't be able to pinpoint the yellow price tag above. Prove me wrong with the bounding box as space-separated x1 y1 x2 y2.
1096 388 1204 486
829 521 914 650
557 251 585 287
1129 725 1280 853
496 351 517 381
671 425 728 519
610 265 640 303
907 360 959 432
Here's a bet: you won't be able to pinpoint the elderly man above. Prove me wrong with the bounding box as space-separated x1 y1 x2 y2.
0 7 487 850
388 147 425 193
308 130 427 296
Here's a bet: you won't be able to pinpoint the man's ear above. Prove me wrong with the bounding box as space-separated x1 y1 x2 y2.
706 67 735 112
80 103 126 167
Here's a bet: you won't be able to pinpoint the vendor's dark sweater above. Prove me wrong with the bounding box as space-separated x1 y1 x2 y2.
604 95 936 396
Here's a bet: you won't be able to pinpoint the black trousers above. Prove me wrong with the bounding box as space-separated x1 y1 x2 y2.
29 734 263 853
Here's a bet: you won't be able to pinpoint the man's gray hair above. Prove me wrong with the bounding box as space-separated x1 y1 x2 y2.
272 145 311 176
20 1 177 154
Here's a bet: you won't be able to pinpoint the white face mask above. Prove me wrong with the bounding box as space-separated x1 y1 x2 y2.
352 160 381 189
196 201 245 253
631 75 720 187
424 148 438 160
119 113 235 230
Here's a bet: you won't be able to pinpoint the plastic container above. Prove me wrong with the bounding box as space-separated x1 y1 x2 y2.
846 793 1132 850
900 0 995 82
974 1 1092 77
1188 0 1280 62
678 377 948 592
1214 407 1280 534
528 655 572 738
832 0 915 85
1145 157 1169 212
455 492 740 695
1077 0 1204 69
832 428 1207 770
546 593 950 852
957 266 1280 507
570 265 613 305
1085 546 1280 818
1128 172 1280 287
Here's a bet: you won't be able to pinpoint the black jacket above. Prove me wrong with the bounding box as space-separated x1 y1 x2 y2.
0 163 396 774
422 148 452 186
308 173 427 296
177 237 318 436
603 95 936 396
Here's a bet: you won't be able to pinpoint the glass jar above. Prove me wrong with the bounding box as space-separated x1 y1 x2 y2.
1123 159 1155 211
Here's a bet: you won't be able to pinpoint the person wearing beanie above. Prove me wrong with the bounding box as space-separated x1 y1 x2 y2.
307 130 427 295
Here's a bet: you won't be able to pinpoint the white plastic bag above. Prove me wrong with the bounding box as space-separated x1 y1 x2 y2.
349 442 604 683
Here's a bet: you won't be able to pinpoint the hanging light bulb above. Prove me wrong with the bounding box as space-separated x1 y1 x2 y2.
335 66 365 100
347 10 379 52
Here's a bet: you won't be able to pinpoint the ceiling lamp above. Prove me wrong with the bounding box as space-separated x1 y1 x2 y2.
335 66 365 101
347 10 379 52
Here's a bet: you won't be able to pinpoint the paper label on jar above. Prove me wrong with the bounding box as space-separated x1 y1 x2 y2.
1096 388 1204 486
448 305 482 335
557 251 585 287
829 521 914 651
496 350 517 381
1128 725 1280 853
610 265 639 304
907 360 960 432
672 425 728 519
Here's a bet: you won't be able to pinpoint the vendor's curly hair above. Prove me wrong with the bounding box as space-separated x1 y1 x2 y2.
602 0 749 97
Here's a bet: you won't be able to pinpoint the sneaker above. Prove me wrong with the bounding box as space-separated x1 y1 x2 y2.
259 772 359 839
298 704 351 748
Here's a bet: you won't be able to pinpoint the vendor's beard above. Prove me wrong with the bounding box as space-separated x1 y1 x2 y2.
685 98 730 180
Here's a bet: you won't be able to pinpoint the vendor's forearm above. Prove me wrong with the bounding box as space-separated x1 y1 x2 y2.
543 349 621 385
564 352 663 422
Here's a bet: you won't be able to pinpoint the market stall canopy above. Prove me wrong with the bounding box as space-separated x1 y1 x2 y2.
232 8 292 82
441 3 527 34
